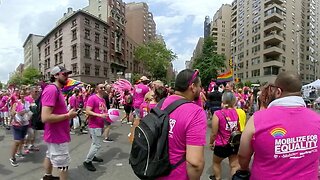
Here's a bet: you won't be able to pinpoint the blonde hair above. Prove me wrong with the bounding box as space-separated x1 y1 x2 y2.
222 91 236 108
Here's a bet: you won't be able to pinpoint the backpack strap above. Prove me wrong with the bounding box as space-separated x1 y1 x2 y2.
163 99 191 115
171 156 186 169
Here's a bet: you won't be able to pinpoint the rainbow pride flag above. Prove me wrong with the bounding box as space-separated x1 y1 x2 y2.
62 78 83 93
217 70 233 82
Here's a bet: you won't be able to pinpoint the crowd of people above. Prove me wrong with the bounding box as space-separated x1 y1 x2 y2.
0 65 319 180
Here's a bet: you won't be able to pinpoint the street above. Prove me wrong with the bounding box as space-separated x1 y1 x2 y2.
0 113 233 180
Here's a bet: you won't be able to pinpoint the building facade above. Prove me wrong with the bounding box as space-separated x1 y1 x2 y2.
23 34 44 69
125 2 156 44
188 37 204 68
210 4 232 68
204 16 211 38
230 0 320 84
38 10 112 84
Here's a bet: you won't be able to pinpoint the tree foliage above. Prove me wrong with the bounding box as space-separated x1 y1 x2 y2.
192 36 226 87
134 40 177 81
8 67 41 86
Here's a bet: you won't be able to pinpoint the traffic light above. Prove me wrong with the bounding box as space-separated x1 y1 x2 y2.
229 58 233 67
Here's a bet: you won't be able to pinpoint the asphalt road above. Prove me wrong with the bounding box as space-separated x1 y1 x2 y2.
0 114 232 180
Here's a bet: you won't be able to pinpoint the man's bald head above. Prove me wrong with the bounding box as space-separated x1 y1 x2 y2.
274 71 302 93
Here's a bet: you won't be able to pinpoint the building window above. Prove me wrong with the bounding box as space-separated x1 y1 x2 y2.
54 40 58 49
95 23 99 29
95 66 100 76
59 37 63 48
98 14 101 18
103 37 108 46
98 5 101 11
95 47 100 60
85 64 91 75
72 19 77 27
55 54 58 65
85 29 90 40
72 63 78 75
252 69 260 77
84 18 90 25
95 33 100 43
85 44 90 58
72 44 77 59
104 27 108 34
59 51 63 63
103 67 108 76
72 29 77 40
104 51 108 62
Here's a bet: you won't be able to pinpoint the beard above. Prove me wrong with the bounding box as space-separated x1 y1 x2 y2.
193 90 200 101
58 78 68 86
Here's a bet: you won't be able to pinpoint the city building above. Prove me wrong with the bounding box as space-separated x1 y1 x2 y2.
204 16 211 38
230 0 320 83
188 37 204 68
210 4 232 68
85 0 128 81
16 63 24 75
125 2 156 44
38 9 112 84
23 34 44 69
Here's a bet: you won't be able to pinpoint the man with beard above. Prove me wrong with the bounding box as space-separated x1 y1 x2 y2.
41 66 78 180
157 69 206 180
238 71 320 179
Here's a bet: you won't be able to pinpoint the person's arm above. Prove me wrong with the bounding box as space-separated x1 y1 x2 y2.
186 145 205 180
238 115 255 170
210 114 219 146
42 106 76 123
86 105 106 118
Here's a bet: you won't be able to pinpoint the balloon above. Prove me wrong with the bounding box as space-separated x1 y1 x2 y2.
107 108 121 123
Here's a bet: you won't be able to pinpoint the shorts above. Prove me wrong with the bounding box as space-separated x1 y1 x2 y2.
1 111 9 118
46 142 70 168
13 125 28 141
133 108 141 119
124 105 133 114
214 144 239 158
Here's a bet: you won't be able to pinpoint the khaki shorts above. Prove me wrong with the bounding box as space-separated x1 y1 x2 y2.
46 142 70 168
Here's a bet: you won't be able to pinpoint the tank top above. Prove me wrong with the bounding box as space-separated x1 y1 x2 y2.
251 106 320 179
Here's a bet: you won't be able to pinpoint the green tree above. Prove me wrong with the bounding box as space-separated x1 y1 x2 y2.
134 41 177 81
192 36 226 86
21 67 42 85
8 72 22 86
244 81 252 87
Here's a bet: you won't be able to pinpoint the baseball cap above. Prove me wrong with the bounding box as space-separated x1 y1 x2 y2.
50 65 72 75
140 76 150 81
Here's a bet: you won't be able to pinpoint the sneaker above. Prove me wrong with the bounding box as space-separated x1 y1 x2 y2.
70 131 76 135
9 158 19 167
81 130 88 134
41 175 60 180
92 156 103 162
126 122 133 125
121 120 128 124
83 161 96 171
208 175 216 180
29 145 40 151
15 153 25 159
6 126 10 130
103 138 114 143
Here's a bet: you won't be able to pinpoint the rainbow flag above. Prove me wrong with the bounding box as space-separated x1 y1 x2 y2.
217 70 233 82
62 78 83 93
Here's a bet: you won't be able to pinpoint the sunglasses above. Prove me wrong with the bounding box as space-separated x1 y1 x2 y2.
99 87 105 90
59 72 69 77
188 69 199 85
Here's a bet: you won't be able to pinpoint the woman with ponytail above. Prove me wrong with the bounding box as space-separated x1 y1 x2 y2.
209 91 240 180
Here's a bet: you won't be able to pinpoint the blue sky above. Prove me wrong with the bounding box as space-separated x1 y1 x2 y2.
0 0 233 83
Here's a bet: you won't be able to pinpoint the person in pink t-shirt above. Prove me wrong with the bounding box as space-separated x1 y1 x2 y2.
157 69 206 180
238 72 320 180
1 94 10 129
41 66 77 180
83 83 108 172
132 76 150 120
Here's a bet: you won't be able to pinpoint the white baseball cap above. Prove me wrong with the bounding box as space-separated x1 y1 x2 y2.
50 65 72 75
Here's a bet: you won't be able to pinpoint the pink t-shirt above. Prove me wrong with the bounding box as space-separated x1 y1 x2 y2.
1 96 9 112
24 95 34 104
69 95 79 109
139 102 157 118
133 83 149 108
214 109 239 146
251 106 320 179
86 94 107 128
157 95 207 180
41 84 70 144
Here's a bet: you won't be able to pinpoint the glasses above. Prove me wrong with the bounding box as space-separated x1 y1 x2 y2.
188 69 199 85
99 87 105 90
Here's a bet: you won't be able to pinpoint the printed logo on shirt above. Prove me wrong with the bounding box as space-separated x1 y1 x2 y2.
271 127 318 159
168 119 176 138
135 88 142 94
225 121 238 131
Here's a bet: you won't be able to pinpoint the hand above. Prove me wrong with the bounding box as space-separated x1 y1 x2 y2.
99 113 107 119
68 109 78 119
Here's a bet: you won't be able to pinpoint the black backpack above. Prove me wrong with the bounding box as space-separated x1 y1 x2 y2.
30 84 60 130
220 111 242 147
129 98 191 179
